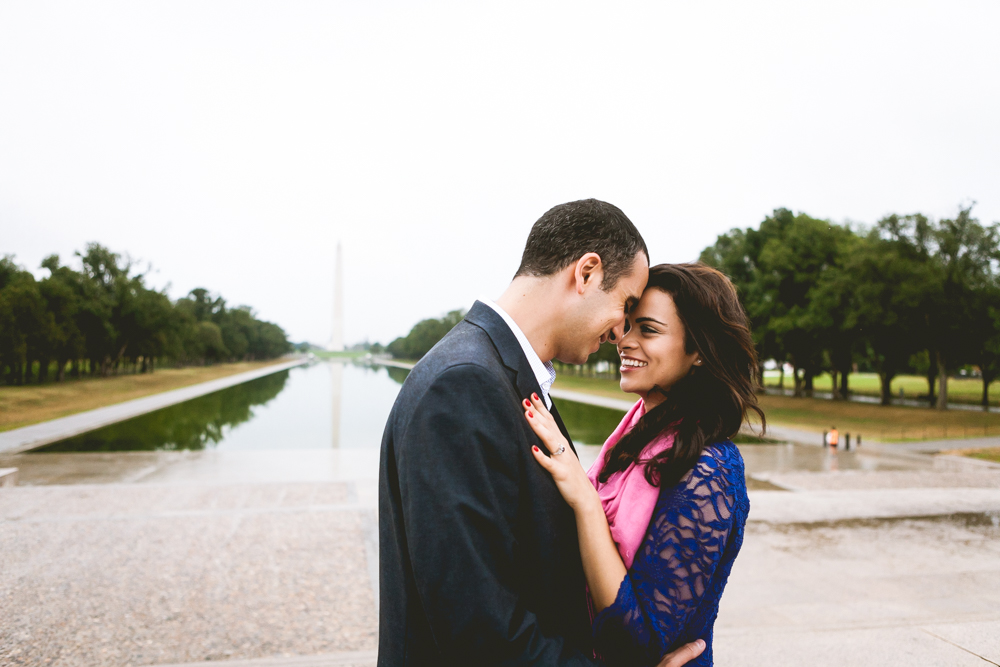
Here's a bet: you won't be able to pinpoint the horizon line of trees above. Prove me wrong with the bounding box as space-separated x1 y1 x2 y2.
380 204 1000 411
701 205 1000 409
0 243 291 386
385 309 466 360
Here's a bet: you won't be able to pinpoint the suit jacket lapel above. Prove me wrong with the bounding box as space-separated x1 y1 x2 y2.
465 301 578 456
465 301 545 399
547 401 578 457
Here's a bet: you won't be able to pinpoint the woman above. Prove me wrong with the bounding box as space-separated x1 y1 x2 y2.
522 263 763 667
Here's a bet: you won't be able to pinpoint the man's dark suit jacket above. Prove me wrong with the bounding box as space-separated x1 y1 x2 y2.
378 301 601 666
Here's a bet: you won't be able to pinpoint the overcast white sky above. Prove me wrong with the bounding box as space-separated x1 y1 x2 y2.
2 1 998 345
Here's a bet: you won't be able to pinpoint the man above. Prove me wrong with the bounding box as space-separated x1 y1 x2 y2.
379 199 703 666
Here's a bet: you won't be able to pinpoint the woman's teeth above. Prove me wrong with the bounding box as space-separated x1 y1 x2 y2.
620 359 647 368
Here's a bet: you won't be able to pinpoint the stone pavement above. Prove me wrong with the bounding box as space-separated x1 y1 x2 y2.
3 443 1000 666
0 481 379 667
717 509 1000 666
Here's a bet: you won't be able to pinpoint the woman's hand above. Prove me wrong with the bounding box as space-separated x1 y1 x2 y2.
523 393 599 513
524 392 626 611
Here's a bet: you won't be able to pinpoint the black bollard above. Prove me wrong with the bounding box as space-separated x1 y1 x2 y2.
823 430 828 448
845 433 851 451
857 434 862 447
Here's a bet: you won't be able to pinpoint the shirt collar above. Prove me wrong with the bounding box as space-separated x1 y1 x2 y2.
478 297 556 406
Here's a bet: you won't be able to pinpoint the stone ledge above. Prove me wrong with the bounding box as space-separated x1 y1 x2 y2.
0 467 17 486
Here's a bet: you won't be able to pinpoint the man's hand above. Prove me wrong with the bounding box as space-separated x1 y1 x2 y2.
657 639 706 667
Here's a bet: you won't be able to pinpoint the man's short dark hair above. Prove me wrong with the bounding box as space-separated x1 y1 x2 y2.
514 199 649 290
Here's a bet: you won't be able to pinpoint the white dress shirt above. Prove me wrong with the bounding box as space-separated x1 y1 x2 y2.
478 297 557 409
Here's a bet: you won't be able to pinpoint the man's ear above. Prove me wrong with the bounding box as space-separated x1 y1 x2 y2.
573 253 603 295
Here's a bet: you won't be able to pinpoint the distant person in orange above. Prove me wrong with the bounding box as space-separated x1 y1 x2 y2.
827 426 839 448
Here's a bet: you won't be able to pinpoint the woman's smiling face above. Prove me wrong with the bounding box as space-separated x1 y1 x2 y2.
617 288 701 406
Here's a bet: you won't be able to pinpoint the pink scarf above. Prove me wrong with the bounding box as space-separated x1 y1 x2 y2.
586 399 674 569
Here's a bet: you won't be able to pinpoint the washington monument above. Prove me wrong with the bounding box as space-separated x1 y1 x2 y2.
327 241 344 352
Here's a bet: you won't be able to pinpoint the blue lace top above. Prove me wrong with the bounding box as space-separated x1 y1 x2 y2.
592 441 748 667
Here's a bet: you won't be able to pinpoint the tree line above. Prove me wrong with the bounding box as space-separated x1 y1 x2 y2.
385 309 465 360
382 205 1000 410
700 206 1000 408
0 243 291 385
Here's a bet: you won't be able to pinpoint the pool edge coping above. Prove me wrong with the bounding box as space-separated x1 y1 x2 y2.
0 358 309 455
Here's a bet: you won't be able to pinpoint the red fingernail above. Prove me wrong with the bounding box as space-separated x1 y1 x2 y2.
532 446 539 452
532 393 539 401
523 399 530 407
527 411 533 418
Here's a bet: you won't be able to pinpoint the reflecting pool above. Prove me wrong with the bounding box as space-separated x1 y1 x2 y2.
34 362 627 457
29 360 925 479
39 362 404 452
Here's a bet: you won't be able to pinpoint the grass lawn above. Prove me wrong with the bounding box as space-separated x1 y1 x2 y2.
309 349 366 359
554 373 1000 442
0 359 292 432
762 371 996 405
552 374 631 400
941 447 1000 464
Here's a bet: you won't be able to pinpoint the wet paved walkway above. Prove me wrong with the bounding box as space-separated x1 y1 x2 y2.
0 359 307 455
1 480 379 667
717 510 1000 666
3 422 1000 665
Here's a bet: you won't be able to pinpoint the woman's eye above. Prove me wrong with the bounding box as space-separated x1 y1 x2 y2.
641 325 657 334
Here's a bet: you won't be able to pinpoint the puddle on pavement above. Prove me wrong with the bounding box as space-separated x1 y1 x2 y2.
739 442 931 475
765 510 1000 532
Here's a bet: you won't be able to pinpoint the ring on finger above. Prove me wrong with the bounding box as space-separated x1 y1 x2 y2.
552 445 566 456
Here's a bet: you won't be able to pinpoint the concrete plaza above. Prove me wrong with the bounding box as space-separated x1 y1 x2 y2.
2 444 999 666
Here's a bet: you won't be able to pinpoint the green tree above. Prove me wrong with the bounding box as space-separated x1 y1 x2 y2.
701 209 796 387
38 255 86 381
928 206 1000 409
0 256 47 384
387 309 466 360
755 213 851 396
1 244 292 385
805 230 864 399
969 294 1000 409
841 224 935 405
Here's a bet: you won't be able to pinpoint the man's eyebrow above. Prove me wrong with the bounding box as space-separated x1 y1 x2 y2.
635 317 665 325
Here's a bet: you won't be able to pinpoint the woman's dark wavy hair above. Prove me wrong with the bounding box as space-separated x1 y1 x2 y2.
598 262 765 487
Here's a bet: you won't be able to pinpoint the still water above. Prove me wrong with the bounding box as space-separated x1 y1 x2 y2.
33 361 915 477
39 362 405 452
37 361 625 453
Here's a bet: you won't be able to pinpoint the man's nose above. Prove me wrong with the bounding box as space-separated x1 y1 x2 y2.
606 317 627 343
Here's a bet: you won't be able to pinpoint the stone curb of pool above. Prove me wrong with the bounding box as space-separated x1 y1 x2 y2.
0 358 309 455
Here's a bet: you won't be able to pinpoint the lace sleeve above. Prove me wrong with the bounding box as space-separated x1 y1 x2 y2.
592 443 746 667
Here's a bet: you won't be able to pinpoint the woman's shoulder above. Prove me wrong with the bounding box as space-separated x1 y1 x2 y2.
651 438 748 524
671 439 747 498
699 439 745 473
